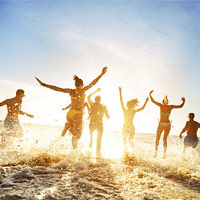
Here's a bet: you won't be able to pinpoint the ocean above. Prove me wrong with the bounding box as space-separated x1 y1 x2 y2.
0 123 200 199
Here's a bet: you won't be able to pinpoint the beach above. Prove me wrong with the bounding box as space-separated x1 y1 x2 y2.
0 123 200 200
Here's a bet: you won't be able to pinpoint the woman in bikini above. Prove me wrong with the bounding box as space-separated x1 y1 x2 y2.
119 87 149 148
149 90 185 158
35 67 107 149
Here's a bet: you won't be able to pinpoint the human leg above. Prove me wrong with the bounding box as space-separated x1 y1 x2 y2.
154 124 163 157
96 126 103 156
163 125 171 158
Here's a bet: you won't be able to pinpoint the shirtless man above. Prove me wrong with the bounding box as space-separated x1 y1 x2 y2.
149 90 185 158
179 113 200 154
88 88 110 156
0 89 34 146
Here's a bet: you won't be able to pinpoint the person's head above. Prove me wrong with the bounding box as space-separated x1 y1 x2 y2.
126 99 139 110
95 95 101 103
74 75 83 88
162 95 169 105
16 89 25 99
188 113 195 120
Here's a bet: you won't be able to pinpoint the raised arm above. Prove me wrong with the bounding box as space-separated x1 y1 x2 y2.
149 90 162 107
135 97 149 112
87 88 101 106
35 77 72 93
83 67 107 91
119 87 126 112
171 97 185 109
179 121 188 138
84 102 90 114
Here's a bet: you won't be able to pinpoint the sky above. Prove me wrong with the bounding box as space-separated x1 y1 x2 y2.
0 0 200 135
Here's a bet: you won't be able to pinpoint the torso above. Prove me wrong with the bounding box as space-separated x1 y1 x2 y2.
159 105 173 123
70 89 86 111
186 120 200 137
6 98 22 119
123 109 136 127
90 103 106 124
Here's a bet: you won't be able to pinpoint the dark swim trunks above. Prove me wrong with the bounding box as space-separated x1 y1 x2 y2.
2 118 23 138
184 135 199 148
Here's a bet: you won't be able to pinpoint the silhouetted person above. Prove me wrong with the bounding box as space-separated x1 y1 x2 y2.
0 89 34 146
179 113 200 154
149 90 185 158
119 87 149 147
62 102 89 112
62 102 89 136
35 67 107 149
87 88 110 157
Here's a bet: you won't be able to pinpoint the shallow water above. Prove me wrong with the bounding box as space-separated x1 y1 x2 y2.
0 123 200 200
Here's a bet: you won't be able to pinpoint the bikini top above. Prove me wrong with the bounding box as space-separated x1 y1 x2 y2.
161 112 170 117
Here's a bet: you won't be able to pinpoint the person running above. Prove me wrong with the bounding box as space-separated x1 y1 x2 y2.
149 90 185 158
0 89 34 146
179 113 200 154
62 102 89 136
119 87 149 148
35 67 107 149
87 88 110 157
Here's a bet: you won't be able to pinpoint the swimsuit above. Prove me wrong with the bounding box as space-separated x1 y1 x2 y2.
67 110 83 119
2 117 23 138
160 122 171 127
184 135 199 148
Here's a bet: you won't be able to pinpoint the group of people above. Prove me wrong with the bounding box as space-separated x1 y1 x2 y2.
0 66 200 158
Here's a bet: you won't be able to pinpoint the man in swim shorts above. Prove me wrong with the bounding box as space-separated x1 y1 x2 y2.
0 89 34 146
179 113 200 154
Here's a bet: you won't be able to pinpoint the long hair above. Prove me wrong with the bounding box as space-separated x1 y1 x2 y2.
126 98 139 109
73 75 83 87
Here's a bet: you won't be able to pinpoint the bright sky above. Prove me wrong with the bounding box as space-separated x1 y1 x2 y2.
0 1 200 135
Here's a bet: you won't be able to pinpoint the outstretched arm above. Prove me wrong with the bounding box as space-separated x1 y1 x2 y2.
0 99 8 107
179 121 188 138
119 87 126 112
87 88 101 106
135 97 149 112
35 77 72 93
19 110 34 118
83 67 107 91
171 97 185 109
149 90 162 106
62 104 71 111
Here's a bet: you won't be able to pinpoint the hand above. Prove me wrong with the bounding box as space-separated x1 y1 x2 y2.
27 114 34 118
118 87 122 93
35 77 44 86
96 88 101 92
179 133 182 139
101 67 108 75
149 90 154 94
181 97 185 102
146 97 149 102
62 108 66 111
